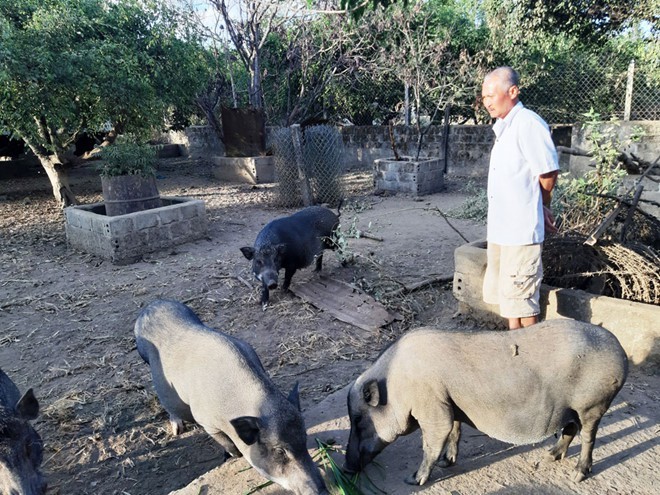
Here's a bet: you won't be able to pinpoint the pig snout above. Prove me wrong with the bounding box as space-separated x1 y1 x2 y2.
286 471 328 495
257 269 278 290
344 426 386 474
343 449 373 475
343 441 366 474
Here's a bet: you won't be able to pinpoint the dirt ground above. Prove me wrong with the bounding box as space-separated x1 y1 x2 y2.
0 157 658 495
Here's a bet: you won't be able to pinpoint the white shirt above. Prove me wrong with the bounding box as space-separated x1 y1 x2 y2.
487 102 559 246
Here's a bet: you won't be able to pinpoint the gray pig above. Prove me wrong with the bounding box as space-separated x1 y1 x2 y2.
0 368 46 495
134 299 328 495
240 205 340 309
344 319 628 485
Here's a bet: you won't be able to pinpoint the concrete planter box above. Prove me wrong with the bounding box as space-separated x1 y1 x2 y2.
453 240 660 365
65 196 207 265
374 156 445 196
212 155 274 184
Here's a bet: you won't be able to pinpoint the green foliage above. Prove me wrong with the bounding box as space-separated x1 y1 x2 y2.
98 138 157 178
330 216 365 266
339 0 408 21
481 0 658 46
313 439 364 495
0 0 211 153
477 0 657 123
553 111 645 232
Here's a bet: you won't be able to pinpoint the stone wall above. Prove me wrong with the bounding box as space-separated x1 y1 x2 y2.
569 120 660 176
337 125 494 176
338 124 573 177
167 123 576 178
569 120 660 217
165 126 225 160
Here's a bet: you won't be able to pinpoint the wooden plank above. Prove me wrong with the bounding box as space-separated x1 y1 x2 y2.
291 277 400 331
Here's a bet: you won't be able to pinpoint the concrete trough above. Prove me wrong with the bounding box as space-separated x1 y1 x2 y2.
453 240 660 365
65 196 207 265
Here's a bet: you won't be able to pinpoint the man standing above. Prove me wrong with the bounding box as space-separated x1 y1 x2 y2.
481 66 559 330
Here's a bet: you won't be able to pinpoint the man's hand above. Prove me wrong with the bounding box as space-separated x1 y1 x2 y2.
543 205 558 234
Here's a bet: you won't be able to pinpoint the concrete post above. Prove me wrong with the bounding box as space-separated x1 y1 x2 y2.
624 59 635 121
291 124 314 206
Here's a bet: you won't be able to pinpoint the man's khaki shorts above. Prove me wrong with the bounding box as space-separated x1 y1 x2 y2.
482 242 543 319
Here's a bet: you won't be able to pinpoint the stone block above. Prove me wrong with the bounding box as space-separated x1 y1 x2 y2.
170 221 192 240
158 206 183 225
65 197 207 264
374 157 445 197
106 217 134 239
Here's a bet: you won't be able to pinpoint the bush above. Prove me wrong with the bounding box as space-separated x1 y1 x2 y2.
98 138 158 178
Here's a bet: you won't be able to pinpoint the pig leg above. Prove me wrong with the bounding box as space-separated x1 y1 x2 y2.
437 420 461 467
209 430 242 458
260 282 270 309
314 254 323 272
170 416 185 435
282 268 296 291
151 367 195 434
405 414 454 485
545 422 578 462
573 408 605 482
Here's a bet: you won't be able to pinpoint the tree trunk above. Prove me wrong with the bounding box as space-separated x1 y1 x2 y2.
250 53 263 109
31 147 78 207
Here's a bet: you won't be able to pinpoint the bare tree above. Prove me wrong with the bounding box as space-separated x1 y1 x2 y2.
369 1 483 159
277 10 378 125
206 0 307 109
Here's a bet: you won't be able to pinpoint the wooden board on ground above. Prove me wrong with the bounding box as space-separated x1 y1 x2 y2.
291 276 401 331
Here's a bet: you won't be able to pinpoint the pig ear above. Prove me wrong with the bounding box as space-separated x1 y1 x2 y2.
240 247 255 260
16 388 39 420
230 416 261 446
287 382 301 411
362 380 382 407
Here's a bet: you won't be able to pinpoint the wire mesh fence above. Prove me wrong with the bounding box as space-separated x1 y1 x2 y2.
269 125 345 208
523 59 660 123
263 58 658 126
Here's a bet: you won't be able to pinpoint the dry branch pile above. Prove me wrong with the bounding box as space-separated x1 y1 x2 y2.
544 204 660 305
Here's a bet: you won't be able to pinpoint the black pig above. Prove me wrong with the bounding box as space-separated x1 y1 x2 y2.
241 205 340 309
0 368 46 495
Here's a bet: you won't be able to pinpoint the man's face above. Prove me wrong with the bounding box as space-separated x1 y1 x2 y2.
481 77 519 119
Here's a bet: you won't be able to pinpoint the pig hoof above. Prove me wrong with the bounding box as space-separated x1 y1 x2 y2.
437 456 455 468
573 471 587 482
170 418 184 435
404 472 427 486
404 474 418 485
262 302 269 311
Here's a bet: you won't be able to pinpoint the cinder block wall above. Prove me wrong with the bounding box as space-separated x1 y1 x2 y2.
165 126 225 160
336 125 494 176
569 121 660 176
168 124 575 178
569 121 660 217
